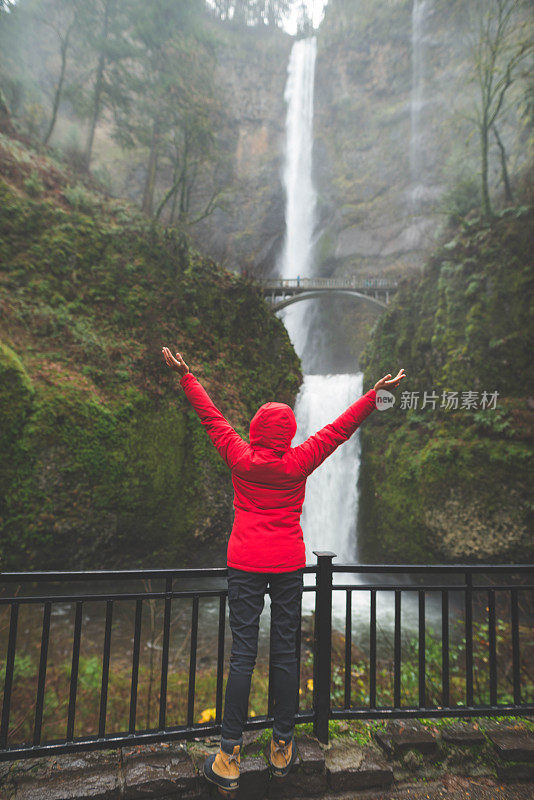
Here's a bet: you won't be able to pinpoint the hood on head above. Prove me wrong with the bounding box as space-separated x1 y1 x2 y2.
249 402 297 453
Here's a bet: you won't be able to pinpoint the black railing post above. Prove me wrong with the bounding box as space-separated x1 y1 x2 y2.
312 551 335 744
465 571 474 707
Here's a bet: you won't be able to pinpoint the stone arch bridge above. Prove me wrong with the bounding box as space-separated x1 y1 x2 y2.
263 277 398 311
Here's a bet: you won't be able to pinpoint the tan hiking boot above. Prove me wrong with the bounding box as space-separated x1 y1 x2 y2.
268 734 296 777
203 741 241 794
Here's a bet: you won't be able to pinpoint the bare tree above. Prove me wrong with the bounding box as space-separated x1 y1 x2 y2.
39 0 81 145
155 109 226 226
466 0 533 217
83 0 117 166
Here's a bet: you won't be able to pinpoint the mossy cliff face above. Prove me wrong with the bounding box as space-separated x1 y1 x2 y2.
0 134 301 571
358 206 534 563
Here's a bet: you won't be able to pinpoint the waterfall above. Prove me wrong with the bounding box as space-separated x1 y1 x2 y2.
293 373 363 565
276 37 365 623
409 0 428 211
276 37 319 363
279 38 317 285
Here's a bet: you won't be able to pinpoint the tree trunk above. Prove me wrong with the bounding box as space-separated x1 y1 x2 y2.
142 122 160 216
156 157 181 221
43 34 69 146
493 125 514 204
170 181 179 224
480 119 492 218
84 0 114 167
177 137 190 221
84 61 104 167
0 88 14 135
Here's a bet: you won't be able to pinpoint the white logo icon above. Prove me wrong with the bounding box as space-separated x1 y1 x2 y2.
376 389 395 411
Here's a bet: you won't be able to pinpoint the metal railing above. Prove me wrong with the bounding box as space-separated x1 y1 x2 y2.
0 553 532 761
263 277 399 291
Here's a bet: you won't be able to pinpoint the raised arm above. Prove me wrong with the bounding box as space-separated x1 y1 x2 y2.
292 369 406 477
162 347 248 469
292 389 377 476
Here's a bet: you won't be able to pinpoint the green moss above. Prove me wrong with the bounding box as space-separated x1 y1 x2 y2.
0 341 34 442
358 208 534 563
0 136 302 570
0 342 36 549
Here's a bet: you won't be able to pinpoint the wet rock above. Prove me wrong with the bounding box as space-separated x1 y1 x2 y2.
123 743 197 799
496 762 534 782
12 769 120 800
7 755 51 784
374 720 438 757
335 224 403 259
239 756 269 798
8 749 121 800
488 731 534 763
402 749 425 771
295 736 326 775
325 743 393 791
441 723 486 745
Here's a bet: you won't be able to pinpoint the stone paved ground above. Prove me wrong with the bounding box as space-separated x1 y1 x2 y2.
1 718 533 800
318 776 534 799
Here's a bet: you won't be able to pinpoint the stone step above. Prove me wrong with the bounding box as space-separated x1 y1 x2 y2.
325 743 393 792
487 730 534 763
5 749 123 800
374 721 438 757
122 742 199 799
239 756 269 798
440 723 486 746
496 762 534 782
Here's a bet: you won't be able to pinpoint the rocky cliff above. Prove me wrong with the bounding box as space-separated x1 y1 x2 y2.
313 0 530 281
191 22 293 275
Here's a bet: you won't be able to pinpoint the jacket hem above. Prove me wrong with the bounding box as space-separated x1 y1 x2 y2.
227 560 305 573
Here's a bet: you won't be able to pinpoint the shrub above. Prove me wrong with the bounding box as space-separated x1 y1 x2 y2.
63 183 98 213
23 170 44 197
439 174 481 224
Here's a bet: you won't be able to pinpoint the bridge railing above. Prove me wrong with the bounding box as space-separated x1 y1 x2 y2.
1 555 532 760
263 277 399 291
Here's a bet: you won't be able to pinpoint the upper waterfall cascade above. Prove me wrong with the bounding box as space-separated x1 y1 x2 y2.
410 0 429 210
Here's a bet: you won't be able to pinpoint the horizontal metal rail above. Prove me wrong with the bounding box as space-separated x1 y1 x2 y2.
263 277 399 290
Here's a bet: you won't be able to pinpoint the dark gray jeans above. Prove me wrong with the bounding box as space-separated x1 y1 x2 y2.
221 566 304 743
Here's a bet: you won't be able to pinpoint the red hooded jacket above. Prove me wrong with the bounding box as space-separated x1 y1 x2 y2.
180 373 377 573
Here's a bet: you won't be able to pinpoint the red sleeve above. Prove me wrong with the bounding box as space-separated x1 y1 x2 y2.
292 389 377 477
179 373 248 469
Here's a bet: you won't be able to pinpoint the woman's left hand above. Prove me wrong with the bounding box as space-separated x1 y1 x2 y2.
373 368 406 392
162 346 189 377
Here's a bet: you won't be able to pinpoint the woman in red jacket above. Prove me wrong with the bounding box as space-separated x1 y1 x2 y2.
162 346 405 796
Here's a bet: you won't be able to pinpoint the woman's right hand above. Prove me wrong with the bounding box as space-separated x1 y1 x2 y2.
373 369 406 392
162 346 189 377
